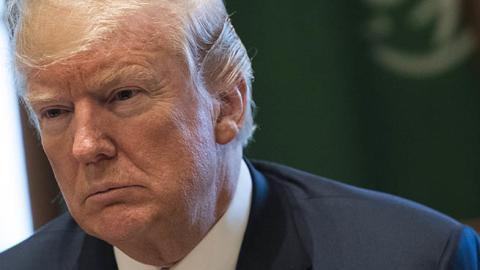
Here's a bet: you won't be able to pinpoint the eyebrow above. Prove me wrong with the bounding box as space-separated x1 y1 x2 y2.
90 64 159 92
26 64 162 106
25 92 68 108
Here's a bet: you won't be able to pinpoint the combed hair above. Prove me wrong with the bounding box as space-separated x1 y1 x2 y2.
3 0 255 146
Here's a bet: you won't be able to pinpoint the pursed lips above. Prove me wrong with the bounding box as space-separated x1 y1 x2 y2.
85 183 144 201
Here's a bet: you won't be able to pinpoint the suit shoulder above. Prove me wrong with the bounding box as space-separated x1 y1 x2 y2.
0 212 85 270
252 159 459 227
251 160 474 269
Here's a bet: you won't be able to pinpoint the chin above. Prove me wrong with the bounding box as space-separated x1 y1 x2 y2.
77 203 156 244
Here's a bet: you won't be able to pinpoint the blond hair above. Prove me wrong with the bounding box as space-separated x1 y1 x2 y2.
4 0 255 146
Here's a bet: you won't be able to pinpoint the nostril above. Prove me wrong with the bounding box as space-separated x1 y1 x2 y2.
85 153 115 166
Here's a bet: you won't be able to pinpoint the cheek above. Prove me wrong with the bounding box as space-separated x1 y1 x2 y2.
123 98 215 170
121 101 217 198
40 135 80 210
41 134 74 181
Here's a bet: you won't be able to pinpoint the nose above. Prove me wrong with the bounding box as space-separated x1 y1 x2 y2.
71 103 116 165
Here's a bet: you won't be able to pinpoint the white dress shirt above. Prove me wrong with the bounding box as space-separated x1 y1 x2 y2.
114 160 253 270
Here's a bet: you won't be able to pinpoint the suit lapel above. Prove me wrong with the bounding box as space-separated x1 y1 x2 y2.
236 160 311 270
75 233 118 270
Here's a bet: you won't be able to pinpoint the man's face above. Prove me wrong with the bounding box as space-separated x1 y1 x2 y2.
25 9 226 258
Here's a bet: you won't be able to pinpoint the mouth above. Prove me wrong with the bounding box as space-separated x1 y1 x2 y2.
86 184 144 203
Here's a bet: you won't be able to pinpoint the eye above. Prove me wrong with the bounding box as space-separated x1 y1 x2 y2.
42 108 68 119
106 87 148 116
112 89 139 102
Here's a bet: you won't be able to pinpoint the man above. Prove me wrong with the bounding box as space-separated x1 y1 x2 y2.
1 0 479 269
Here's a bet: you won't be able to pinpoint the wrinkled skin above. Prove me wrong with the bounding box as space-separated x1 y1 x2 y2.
24 5 245 266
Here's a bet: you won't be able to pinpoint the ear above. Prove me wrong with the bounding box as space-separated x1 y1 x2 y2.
215 79 247 145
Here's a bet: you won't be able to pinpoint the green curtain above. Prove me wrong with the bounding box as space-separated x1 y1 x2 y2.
228 0 480 219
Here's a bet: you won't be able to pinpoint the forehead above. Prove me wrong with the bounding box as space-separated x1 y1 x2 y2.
23 7 187 102
27 50 159 93
17 1 185 71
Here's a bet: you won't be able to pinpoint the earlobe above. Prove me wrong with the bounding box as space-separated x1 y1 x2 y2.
214 79 247 145
215 120 240 145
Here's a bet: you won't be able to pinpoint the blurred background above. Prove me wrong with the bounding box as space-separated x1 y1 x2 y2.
232 0 480 224
1 0 479 251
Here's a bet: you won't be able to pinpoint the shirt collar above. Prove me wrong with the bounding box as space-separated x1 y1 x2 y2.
114 160 253 270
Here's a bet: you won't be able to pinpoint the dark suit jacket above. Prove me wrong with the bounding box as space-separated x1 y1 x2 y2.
1 160 479 270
